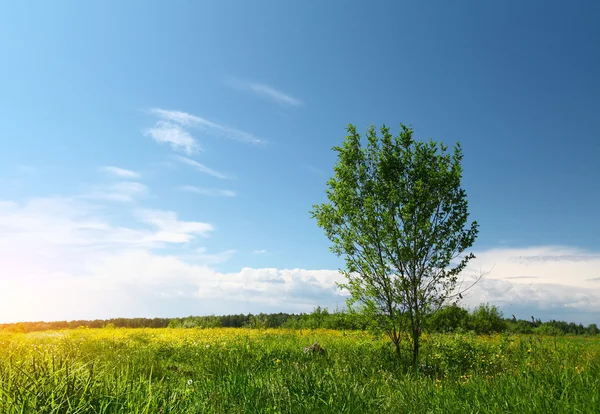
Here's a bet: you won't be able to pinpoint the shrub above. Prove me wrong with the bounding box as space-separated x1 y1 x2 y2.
470 303 506 334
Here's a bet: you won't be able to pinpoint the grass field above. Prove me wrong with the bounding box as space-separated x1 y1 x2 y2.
0 328 598 413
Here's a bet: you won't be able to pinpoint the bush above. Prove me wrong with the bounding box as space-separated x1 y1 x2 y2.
470 303 506 334
533 324 564 336
507 320 533 334
427 304 470 333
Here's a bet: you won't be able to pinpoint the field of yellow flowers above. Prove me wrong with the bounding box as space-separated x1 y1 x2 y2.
0 327 598 413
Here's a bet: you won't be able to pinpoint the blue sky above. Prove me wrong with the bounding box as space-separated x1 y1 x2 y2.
1 1 599 324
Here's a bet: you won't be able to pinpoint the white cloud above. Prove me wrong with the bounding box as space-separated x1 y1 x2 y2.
150 108 265 145
175 156 228 180
135 209 214 243
150 108 203 126
464 246 600 289
101 166 140 179
453 246 600 321
0 194 345 322
193 267 345 306
225 77 302 107
178 185 236 197
0 198 212 253
84 181 148 203
248 83 302 106
253 249 268 254
192 247 237 265
1 195 599 324
144 121 201 154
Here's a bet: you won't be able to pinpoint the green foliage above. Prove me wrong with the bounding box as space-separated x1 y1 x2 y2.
2 307 596 337
0 317 173 332
244 314 270 329
281 307 372 331
426 304 470 333
532 324 564 336
507 319 534 334
470 304 507 334
168 319 181 328
169 315 223 329
310 123 479 363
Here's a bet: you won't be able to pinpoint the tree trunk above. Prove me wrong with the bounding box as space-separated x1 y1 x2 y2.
394 336 401 357
412 328 420 367
390 330 401 357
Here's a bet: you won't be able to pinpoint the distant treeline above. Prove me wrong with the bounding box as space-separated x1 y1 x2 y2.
0 317 172 333
1 304 598 336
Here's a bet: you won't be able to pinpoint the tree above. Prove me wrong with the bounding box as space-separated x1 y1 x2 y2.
426 303 470 333
470 303 506 334
310 124 479 365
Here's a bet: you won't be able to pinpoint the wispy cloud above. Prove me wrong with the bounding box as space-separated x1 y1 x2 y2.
225 77 302 107
0 197 212 253
253 249 268 254
135 209 213 243
84 182 148 203
178 185 236 197
150 108 203 126
504 276 538 280
149 108 265 146
144 121 201 154
175 156 228 180
249 83 302 106
101 166 140 179
192 247 237 265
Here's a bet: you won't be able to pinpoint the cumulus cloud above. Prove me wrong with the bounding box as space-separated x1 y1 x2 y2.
454 246 600 322
101 166 140 179
178 185 236 197
464 246 600 289
1 195 599 324
0 194 345 322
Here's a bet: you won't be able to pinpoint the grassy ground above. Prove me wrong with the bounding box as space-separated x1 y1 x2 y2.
0 328 598 413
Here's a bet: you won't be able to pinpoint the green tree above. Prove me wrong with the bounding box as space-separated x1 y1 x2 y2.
469 303 506 334
310 124 479 365
245 314 269 329
426 304 470 333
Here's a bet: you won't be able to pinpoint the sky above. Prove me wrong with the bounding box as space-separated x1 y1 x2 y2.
0 1 599 324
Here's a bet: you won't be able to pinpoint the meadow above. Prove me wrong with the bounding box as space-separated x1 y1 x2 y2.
0 328 598 413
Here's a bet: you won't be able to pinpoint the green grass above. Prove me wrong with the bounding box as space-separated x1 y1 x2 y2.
0 328 598 413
